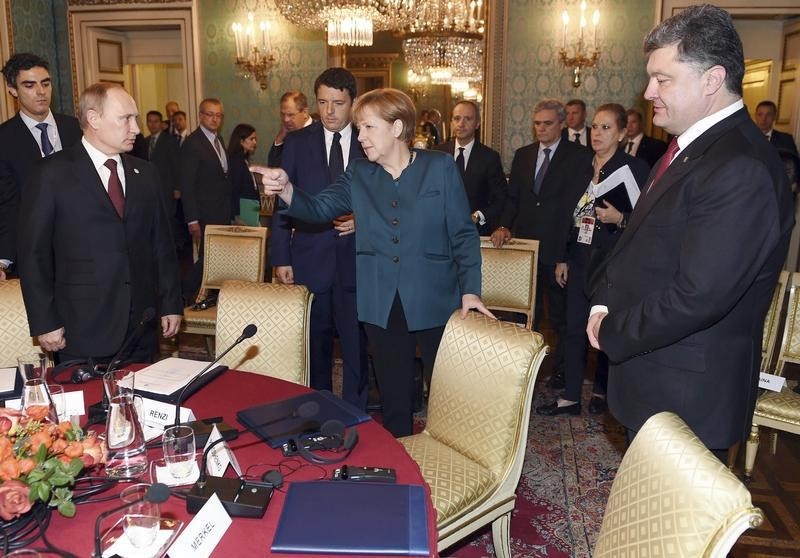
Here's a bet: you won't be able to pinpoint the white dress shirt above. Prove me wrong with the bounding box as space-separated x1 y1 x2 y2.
19 110 64 156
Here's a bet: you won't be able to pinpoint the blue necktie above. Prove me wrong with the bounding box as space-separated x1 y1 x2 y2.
533 147 551 195
36 123 53 156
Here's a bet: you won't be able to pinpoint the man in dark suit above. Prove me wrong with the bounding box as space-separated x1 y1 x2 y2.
587 5 793 456
271 68 369 409
433 100 506 235
145 110 179 209
0 53 82 279
623 108 668 167
180 97 233 299
492 98 592 387
754 100 798 155
267 90 312 167
17 83 182 363
561 99 591 147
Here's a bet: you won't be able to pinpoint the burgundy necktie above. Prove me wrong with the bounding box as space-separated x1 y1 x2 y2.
647 137 679 193
104 159 125 218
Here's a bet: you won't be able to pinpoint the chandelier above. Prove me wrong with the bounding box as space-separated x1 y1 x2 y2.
231 12 275 90
559 1 601 88
275 0 416 47
400 0 485 87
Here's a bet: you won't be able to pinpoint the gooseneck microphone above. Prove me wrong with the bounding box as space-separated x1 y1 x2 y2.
172 324 258 445
93 482 171 557
107 306 157 373
186 401 320 518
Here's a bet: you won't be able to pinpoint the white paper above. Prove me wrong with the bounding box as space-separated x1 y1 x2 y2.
167 493 231 558
155 461 200 487
133 357 216 396
101 528 175 558
759 372 787 392
5 391 84 418
0 368 17 392
594 164 640 208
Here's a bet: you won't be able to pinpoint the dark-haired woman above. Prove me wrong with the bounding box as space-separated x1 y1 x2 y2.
228 123 260 224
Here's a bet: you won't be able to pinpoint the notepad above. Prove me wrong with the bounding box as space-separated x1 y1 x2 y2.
272 481 430 556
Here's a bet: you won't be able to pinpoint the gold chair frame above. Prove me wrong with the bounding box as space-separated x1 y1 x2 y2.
0 279 43 367
479 237 539 329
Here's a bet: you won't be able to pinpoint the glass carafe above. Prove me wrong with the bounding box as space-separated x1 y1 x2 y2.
103 370 147 478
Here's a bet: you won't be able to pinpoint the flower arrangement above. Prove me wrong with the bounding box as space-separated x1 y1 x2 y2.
0 407 104 520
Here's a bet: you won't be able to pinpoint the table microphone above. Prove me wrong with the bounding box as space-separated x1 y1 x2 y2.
93 482 171 557
186 401 319 518
173 324 258 445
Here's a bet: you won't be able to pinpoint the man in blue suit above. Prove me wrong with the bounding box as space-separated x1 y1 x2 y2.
270 68 369 409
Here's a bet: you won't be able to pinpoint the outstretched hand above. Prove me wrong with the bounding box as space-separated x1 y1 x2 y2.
461 294 496 320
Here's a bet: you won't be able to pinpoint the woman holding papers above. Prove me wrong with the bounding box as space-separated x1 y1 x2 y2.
252 88 492 437
537 103 650 417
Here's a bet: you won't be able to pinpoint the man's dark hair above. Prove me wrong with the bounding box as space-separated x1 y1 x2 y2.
147 110 163 120
643 4 744 97
565 99 586 112
756 100 777 114
173 110 186 119
314 67 357 101
2 53 49 88
626 108 643 121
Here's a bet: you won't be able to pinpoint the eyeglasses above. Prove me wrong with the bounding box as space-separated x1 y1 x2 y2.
200 111 224 119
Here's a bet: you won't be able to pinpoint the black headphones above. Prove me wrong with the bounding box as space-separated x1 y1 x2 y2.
282 420 359 465
51 358 107 384
260 469 284 489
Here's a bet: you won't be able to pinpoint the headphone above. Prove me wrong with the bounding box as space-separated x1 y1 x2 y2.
282 420 359 465
51 358 107 384
260 469 284 489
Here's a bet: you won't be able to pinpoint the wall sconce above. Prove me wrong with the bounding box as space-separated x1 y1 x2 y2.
232 12 275 90
559 1 600 88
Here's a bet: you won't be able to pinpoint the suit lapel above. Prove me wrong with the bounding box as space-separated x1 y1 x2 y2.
71 144 120 218
195 128 225 173
13 114 44 159
121 155 146 219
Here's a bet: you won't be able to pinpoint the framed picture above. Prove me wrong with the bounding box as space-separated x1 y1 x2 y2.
777 79 796 126
97 39 123 73
782 30 800 73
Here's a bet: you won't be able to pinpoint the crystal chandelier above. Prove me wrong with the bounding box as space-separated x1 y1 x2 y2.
559 1 601 88
231 12 275 90
400 0 485 86
275 0 416 47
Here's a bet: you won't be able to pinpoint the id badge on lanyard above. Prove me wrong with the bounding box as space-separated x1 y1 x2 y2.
577 216 595 244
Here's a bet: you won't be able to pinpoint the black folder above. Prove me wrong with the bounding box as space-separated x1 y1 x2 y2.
236 390 370 448
271 481 430 555
596 182 635 213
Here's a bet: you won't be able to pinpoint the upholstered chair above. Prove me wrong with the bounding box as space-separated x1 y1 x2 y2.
0 279 41 366
181 225 267 355
596 412 763 558
215 280 313 385
479 237 539 329
399 311 548 557
745 271 800 479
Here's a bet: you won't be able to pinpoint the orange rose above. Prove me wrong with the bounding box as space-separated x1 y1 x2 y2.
64 441 83 458
57 422 73 436
0 480 32 520
25 405 50 422
82 444 104 466
28 430 52 454
0 458 20 482
0 408 22 435
17 458 36 475
0 437 13 462
51 438 68 454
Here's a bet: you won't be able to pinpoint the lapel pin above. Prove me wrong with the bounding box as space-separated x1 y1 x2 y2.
134 168 140 174
683 156 689 163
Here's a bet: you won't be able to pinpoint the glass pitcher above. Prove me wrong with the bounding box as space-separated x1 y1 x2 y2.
103 370 147 478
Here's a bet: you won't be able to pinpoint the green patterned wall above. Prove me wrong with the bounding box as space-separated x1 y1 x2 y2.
502 0 655 168
10 0 74 116
198 0 327 163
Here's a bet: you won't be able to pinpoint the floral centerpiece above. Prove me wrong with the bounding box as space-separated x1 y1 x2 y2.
0 407 105 520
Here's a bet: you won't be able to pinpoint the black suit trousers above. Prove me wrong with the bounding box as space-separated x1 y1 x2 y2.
535 262 566 375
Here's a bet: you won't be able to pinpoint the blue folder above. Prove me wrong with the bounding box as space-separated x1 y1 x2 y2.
271 481 431 556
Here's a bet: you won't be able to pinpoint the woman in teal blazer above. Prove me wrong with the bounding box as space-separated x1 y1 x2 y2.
253 88 493 436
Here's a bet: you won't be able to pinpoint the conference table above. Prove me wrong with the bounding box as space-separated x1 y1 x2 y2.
43 368 439 557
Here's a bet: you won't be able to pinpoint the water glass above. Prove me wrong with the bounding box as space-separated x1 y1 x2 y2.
46 384 66 422
20 379 58 423
17 353 47 382
119 484 160 548
162 426 196 479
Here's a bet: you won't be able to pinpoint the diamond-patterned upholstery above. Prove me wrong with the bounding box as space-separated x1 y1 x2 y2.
182 225 268 352
595 412 763 558
0 279 41 367
746 271 800 478
479 237 538 329
399 311 547 557
215 280 313 385
761 270 788 372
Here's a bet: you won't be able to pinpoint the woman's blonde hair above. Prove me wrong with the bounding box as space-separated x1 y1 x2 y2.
352 88 416 143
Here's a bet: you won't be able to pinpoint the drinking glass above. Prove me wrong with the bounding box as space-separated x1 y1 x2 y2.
119 484 160 548
17 353 47 382
162 426 196 479
46 384 66 422
20 379 58 423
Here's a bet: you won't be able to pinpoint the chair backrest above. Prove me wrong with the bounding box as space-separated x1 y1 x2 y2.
215 280 313 385
479 237 539 329
424 311 547 490
0 279 41 367
761 270 789 372
595 412 763 558
199 225 267 299
774 271 800 375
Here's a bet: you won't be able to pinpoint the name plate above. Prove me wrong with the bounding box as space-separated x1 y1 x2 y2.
140 397 195 428
204 424 242 477
759 372 787 393
168 493 231 558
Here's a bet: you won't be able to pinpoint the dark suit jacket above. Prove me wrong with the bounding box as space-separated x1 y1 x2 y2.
267 143 284 167
561 127 591 146
0 112 81 264
229 154 259 218
147 132 179 212
592 108 794 448
17 142 182 357
634 135 668 168
432 139 507 235
285 149 481 331
498 139 592 265
770 129 798 155
180 128 232 226
271 122 364 293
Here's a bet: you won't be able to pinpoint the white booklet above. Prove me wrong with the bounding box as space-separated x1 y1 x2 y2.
132 357 214 396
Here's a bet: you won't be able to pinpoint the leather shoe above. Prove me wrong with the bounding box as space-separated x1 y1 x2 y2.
536 400 580 416
588 396 607 415
546 374 565 389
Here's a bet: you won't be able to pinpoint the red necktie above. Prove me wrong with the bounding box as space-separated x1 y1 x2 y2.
104 159 125 218
647 137 679 193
